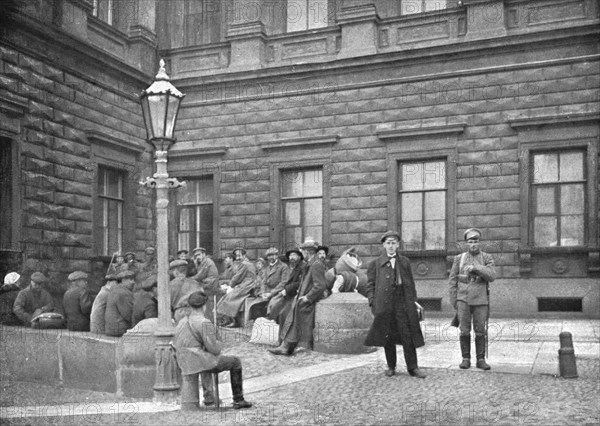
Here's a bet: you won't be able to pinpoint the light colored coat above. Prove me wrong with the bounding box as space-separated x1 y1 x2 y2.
448 251 496 307
173 312 221 375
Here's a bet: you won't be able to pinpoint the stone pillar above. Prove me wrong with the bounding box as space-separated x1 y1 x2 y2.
336 3 380 59
128 0 158 72
461 0 507 40
226 21 267 70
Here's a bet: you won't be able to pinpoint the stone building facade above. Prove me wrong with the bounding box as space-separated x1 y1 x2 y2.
1 0 598 316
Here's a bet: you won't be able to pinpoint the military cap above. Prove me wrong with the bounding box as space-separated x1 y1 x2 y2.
116 270 135 280
142 275 158 290
464 228 482 241
317 245 329 255
265 247 279 256
285 249 303 262
232 247 246 255
192 247 206 255
177 249 189 255
380 231 401 243
4 272 20 285
144 247 156 254
169 259 189 269
125 252 135 257
30 272 48 284
299 239 318 250
68 271 88 281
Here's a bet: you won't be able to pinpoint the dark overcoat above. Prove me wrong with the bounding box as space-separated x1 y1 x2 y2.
280 257 327 348
104 285 133 337
364 253 424 348
62 285 93 331
267 260 307 323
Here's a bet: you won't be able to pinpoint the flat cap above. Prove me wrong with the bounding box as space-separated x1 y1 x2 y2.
144 247 156 254
142 275 158 290
68 271 88 281
265 247 279 256
124 252 135 257
169 259 189 269
188 290 208 308
30 272 48 284
116 270 136 280
177 249 189 255
299 239 318 250
192 247 206 255
233 247 246 255
4 272 20 285
380 231 401 243
105 273 117 281
464 228 482 241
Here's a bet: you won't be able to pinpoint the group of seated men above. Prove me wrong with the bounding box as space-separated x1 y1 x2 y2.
0 243 363 339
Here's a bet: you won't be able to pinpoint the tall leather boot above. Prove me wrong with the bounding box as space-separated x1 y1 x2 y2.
475 335 491 370
230 368 252 409
459 335 471 369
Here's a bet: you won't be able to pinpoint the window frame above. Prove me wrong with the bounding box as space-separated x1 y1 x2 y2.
388 150 457 257
174 175 217 255
96 165 125 257
93 0 114 25
270 160 331 251
285 0 335 33
520 140 597 252
401 0 448 15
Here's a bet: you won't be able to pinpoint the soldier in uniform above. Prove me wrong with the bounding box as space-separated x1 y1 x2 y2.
62 271 93 331
191 247 219 294
105 270 135 337
449 228 496 370
13 272 55 326
131 275 158 327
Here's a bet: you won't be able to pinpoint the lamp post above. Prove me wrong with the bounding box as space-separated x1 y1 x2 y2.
139 59 185 403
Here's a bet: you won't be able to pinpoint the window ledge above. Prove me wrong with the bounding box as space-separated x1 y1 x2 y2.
260 135 339 152
169 147 228 159
519 246 599 277
86 130 146 154
509 112 600 128
377 123 466 141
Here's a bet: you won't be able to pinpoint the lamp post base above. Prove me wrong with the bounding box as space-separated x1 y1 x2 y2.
153 329 181 404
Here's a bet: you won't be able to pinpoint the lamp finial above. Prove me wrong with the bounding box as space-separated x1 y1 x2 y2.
155 59 170 81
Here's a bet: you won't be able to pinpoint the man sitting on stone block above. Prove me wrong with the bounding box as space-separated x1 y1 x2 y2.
13 272 55 327
63 271 93 331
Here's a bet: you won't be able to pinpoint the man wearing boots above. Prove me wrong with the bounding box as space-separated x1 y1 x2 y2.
364 231 426 379
174 290 252 410
449 228 496 370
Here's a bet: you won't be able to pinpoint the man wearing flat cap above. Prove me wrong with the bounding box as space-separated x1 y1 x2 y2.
105 270 135 336
170 259 203 323
364 231 427 379
132 275 158 327
191 247 219 294
63 271 93 331
269 239 327 355
90 274 118 335
449 228 496 371
13 272 55 326
260 248 290 299
267 248 307 326
1 272 23 326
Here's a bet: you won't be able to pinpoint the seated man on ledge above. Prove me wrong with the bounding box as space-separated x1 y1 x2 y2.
13 272 55 327
173 290 252 410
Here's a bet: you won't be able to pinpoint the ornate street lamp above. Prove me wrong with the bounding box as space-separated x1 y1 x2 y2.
139 59 185 403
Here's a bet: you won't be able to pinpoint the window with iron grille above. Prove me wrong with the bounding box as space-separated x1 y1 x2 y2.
282 168 323 246
98 166 124 256
399 160 446 251
531 151 585 247
177 177 214 254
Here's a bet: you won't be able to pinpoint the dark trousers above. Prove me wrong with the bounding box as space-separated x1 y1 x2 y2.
384 286 418 371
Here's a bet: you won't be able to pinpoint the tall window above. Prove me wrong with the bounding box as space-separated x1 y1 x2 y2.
531 151 585 247
401 0 447 15
282 168 323 246
98 167 124 256
287 0 328 32
93 0 114 25
177 177 214 253
399 160 446 250
0 139 12 250
184 0 221 45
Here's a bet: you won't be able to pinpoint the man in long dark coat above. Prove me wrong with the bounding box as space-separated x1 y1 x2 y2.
364 231 426 379
267 249 306 325
105 270 135 337
268 240 327 355
62 271 93 331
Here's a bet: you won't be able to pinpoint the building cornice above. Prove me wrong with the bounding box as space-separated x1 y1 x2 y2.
377 124 467 140
260 135 339 152
509 112 600 128
168 147 228 160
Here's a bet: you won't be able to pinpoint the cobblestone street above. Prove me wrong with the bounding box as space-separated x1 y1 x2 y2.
2 319 599 425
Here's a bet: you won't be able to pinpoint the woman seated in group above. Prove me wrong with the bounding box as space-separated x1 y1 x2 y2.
215 248 256 328
173 290 252 410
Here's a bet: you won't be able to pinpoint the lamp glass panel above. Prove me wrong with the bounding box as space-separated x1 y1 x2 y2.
148 94 167 138
165 95 181 139
141 97 152 139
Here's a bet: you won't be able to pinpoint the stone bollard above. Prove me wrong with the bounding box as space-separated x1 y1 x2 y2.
558 332 578 379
